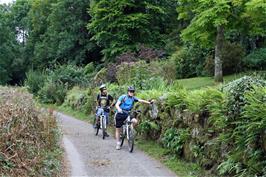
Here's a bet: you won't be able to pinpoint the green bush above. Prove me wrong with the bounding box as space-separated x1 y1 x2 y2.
138 119 160 140
25 65 89 104
218 86 266 176
243 48 266 70
204 42 245 75
137 89 165 100
169 88 225 118
141 77 168 91
84 62 95 75
107 84 127 99
171 46 206 79
92 68 108 86
34 65 89 105
25 70 46 96
161 128 190 156
223 76 266 120
222 42 245 75
38 80 68 104
63 87 86 110
116 59 176 88
149 60 177 83
116 61 150 89
166 88 188 110
63 87 94 114
49 65 88 88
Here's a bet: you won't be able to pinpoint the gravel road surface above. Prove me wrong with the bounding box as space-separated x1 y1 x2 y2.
56 112 177 177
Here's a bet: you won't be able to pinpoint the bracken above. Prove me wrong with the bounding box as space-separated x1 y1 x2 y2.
0 87 61 177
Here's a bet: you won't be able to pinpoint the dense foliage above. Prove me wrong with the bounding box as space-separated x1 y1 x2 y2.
25 65 89 104
88 0 178 60
243 48 266 70
0 4 21 84
0 0 266 85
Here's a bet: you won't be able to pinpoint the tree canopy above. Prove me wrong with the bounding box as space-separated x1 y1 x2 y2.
0 0 265 85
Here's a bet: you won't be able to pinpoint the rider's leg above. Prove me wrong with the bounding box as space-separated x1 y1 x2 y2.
115 112 127 149
131 117 138 127
115 128 121 150
115 128 121 142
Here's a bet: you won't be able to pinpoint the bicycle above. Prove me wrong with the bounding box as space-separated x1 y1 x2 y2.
95 107 107 139
120 110 141 153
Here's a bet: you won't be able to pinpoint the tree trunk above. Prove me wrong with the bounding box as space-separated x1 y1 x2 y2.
214 26 224 82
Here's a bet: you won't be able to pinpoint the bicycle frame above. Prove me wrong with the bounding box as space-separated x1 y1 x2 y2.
95 107 107 139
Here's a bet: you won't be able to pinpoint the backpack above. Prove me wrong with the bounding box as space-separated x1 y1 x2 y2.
113 95 128 111
119 95 127 105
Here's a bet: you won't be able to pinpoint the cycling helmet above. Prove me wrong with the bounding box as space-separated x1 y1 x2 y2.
99 84 106 91
128 86 135 92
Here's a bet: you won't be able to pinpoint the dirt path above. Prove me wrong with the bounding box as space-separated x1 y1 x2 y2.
56 112 177 177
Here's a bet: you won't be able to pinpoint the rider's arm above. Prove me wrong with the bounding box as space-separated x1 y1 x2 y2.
134 97 152 105
138 99 152 104
115 100 122 112
116 95 126 112
111 99 116 107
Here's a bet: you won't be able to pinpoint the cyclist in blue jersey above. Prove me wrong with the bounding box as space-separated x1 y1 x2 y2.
114 86 153 150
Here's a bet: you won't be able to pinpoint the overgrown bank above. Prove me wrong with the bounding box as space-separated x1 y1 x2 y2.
0 87 62 176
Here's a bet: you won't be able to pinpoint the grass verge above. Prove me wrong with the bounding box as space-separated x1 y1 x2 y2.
136 139 203 177
177 72 259 90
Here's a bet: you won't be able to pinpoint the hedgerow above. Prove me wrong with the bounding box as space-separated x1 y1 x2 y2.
0 87 62 176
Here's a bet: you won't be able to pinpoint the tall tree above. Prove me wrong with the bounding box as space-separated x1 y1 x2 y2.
88 0 177 60
45 0 101 65
26 0 101 68
244 0 266 39
0 4 20 85
8 0 31 84
176 0 266 82
177 0 235 82
26 0 58 69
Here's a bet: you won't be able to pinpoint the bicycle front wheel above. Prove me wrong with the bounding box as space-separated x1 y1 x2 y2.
128 125 134 153
120 125 126 147
101 116 106 139
95 121 100 136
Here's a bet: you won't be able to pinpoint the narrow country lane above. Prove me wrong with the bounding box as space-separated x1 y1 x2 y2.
55 112 177 177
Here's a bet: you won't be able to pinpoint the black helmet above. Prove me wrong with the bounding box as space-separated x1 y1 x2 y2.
128 86 135 92
99 84 106 91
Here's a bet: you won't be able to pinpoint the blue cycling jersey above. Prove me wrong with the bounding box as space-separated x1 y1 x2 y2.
118 94 139 111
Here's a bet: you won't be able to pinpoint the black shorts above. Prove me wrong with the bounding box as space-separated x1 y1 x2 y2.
115 112 129 128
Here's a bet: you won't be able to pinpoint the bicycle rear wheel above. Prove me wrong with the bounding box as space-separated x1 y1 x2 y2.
128 126 134 152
